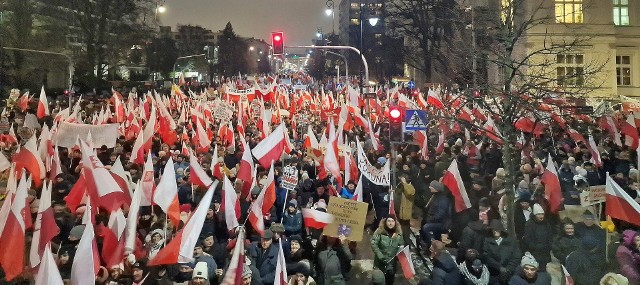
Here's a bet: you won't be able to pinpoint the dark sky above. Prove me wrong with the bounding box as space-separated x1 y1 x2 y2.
160 0 339 46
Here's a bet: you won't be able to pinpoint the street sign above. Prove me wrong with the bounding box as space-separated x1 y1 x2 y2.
404 110 428 131
407 81 415 89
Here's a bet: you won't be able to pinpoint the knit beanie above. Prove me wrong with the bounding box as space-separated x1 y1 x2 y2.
532 203 544 215
520 252 539 269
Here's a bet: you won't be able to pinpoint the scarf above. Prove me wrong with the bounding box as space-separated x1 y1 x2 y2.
458 262 490 285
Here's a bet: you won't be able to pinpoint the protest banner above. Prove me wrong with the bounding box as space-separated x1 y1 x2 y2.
580 185 606 207
54 122 119 148
281 166 298 192
213 102 234 121
322 197 368 242
356 139 390 186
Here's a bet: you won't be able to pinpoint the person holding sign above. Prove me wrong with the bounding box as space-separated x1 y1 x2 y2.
371 217 404 285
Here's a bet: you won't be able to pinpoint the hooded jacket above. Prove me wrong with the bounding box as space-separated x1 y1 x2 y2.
430 251 461 285
616 230 640 284
370 220 404 272
482 220 521 282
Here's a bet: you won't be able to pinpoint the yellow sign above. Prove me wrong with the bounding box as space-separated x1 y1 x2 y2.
322 197 368 242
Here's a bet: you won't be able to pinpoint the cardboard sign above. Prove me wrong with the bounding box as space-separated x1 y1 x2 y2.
322 197 368 242
54 122 119 148
213 102 234 121
580 185 606 206
281 166 298 192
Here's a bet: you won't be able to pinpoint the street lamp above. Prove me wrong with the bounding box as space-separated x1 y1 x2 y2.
157 5 166 13
249 46 255 51
326 0 335 34
359 0 380 115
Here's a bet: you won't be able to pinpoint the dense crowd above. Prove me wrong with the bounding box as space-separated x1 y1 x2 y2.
0 78 639 285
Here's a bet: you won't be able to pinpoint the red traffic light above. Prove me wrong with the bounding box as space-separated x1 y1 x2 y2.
274 35 281 42
389 106 402 123
272 32 284 55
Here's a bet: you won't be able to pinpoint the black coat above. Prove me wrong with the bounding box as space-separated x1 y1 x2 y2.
565 247 607 285
513 205 531 242
522 218 554 267
424 192 451 224
482 236 521 282
430 251 461 285
248 242 279 285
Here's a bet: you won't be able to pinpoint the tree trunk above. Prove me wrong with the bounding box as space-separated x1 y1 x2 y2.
500 125 520 236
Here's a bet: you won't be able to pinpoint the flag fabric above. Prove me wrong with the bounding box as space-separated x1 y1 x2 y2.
37 86 49 119
70 201 99 285
13 134 45 187
29 180 59 268
541 154 563 214
427 89 444 109
396 245 416 279
129 129 145 164
252 123 286 168
0 151 10 173
34 244 64 285
301 208 334 229
237 138 254 184
274 240 288 285
140 153 155 206
153 157 181 226
124 182 142 254
606 175 640 226
248 163 277 236
0 171 30 280
220 228 246 285
353 175 363 202
561 264 574 285
80 141 129 212
101 209 127 268
149 181 218 265
222 175 240 231
588 135 602 167
441 160 472 213
190 152 213 188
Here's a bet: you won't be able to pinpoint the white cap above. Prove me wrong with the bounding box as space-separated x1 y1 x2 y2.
192 262 208 280
532 203 545 215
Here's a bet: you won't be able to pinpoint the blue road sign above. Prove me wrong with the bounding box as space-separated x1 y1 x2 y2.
404 110 428 131
407 81 415 89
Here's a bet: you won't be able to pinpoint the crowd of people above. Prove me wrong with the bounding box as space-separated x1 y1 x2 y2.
0 78 639 285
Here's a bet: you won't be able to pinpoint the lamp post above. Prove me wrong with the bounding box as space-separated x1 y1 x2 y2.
359 0 379 115
155 0 166 22
465 6 477 91
325 0 335 34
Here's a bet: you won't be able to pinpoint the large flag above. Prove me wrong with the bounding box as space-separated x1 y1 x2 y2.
0 171 30 280
353 175 363 202
252 123 286 168
153 157 181 226
606 175 640 226
274 240 288 285
541 154 562 214
149 181 218 265
37 86 49 118
139 153 155 206
237 138 254 184
34 244 64 285
29 180 59 268
248 163 277 236
80 141 129 212
190 151 213 187
220 228 246 285
396 245 416 279
101 209 127 268
222 175 240 231
441 160 472 213
124 182 142 254
427 88 444 109
70 201 99 285
324 119 342 187
588 135 602 167
301 208 334 229
13 134 45 187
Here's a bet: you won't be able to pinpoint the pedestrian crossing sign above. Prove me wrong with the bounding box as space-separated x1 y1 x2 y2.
404 110 429 131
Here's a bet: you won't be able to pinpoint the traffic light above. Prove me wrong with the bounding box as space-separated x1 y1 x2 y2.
389 105 403 141
272 32 284 55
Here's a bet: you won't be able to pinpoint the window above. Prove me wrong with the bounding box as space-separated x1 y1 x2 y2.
350 18 360 25
613 0 630 26
616 55 631 86
501 0 513 25
556 54 584 86
555 0 583 23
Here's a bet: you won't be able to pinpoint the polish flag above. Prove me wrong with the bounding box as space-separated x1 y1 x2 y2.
190 152 213 188
141 107 156 152
124 182 142 255
211 145 224 180
441 160 472 212
367 120 382 151
48 143 62 181
153 158 181 226
13 134 45 187
237 138 254 184
252 123 286 169
274 240 288 285
140 153 156 206
0 171 30 280
37 86 49 118
34 244 64 285
561 264 574 285
301 208 335 229
149 181 218 265
38 124 53 172
29 180 59 268
541 154 562 214
303 125 322 158
621 115 639 149
435 131 446 155
605 175 640 226
101 209 126 268
353 175 363 202
248 163 277 236
396 245 416 279
64 175 86 213
18 92 30 112
588 135 602 167
196 119 211 149
0 150 10 173
220 228 246 285
4 124 18 144
129 131 145 165
427 89 444 109
483 117 504 144
80 141 129 212
567 128 585 144
70 202 100 285
222 175 240 231
110 157 133 199
324 119 342 187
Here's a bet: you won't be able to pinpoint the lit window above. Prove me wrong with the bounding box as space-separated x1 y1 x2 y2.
350 3 359 9
556 54 584 86
501 0 513 25
555 0 583 23
351 18 360 25
613 0 630 26
616 55 632 86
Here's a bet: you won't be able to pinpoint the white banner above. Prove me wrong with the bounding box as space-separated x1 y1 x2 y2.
54 122 119 148
356 139 390 186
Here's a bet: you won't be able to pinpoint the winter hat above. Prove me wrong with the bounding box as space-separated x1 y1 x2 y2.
287 200 298 208
532 203 544 215
315 199 327 210
518 180 529 191
455 138 463 146
377 157 387 165
150 229 165 239
429 180 444 192
495 168 506 178
600 273 629 285
576 166 587 177
270 223 285 233
520 252 539 269
517 192 532 203
262 229 274 240
251 186 261 195
69 225 86 240
192 262 208 280
301 171 310 181
289 235 303 244
242 265 252 278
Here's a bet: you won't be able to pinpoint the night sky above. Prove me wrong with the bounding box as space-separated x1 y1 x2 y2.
159 0 339 46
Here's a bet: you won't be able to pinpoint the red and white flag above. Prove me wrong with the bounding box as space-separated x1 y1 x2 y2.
124 182 142 255
48 143 62 180
149 181 218 265
541 154 562 214
129 130 145 164
483 117 504 144
80 141 129 212
396 245 416 279
561 264 574 285
252 123 286 168
220 228 246 285
0 150 10 173
140 153 155 206
248 163 277 236
37 86 49 118
353 175 363 202
0 171 31 280
301 208 334 229
588 135 602 167
196 119 211 149
606 175 640 226
324 119 342 187
237 138 254 184
427 88 444 109
441 160 472 212
13 134 45 187
29 180 59 268
101 209 126 268
222 175 240 231
153 157 181 226
274 240 288 285
621 115 639 149
190 152 213 188
70 201 100 285
34 244 64 285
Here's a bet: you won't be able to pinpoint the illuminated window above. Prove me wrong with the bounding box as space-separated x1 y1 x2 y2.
501 0 513 25
556 54 584 86
616 55 631 86
555 0 583 23
613 0 630 26
350 18 360 25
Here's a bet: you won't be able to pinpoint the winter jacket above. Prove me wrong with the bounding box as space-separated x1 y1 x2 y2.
424 192 451 224
460 221 489 254
575 223 606 251
522 218 554 267
551 233 581 264
339 187 354 199
395 181 415 221
508 267 551 285
565 247 606 285
430 251 462 285
616 230 640 285
371 228 404 272
282 210 303 236
513 205 531 242
248 242 279 285
482 235 521 282
193 253 217 280
315 244 352 285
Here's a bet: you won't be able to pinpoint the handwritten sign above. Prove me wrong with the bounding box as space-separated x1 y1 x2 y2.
213 102 234 121
580 185 606 207
54 122 119 148
281 166 298 192
322 197 368 242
